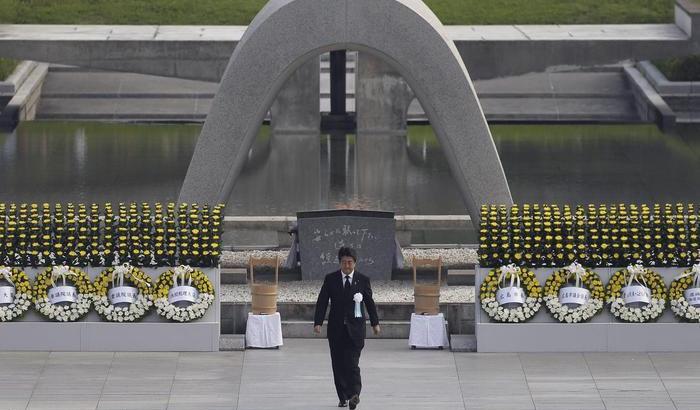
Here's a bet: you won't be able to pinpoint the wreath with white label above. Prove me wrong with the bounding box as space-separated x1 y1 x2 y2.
34 266 93 322
93 263 154 322
669 264 700 322
154 265 215 322
606 264 666 323
543 262 605 323
480 264 542 323
0 266 33 322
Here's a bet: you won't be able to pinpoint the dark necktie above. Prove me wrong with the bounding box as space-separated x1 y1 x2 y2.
344 275 351 292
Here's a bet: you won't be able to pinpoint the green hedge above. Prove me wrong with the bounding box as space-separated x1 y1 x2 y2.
479 203 700 268
0 202 224 268
654 55 700 81
0 58 18 81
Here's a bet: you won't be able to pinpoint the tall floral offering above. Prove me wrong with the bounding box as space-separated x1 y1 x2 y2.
543 262 605 323
480 264 542 323
670 262 700 322
606 264 666 322
34 266 92 322
0 266 33 321
93 263 154 322
154 265 215 322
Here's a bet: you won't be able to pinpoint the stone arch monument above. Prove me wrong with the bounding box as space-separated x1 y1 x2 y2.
178 0 513 224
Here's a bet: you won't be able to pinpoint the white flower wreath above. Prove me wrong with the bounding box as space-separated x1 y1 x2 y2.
34 266 93 322
669 263 700 322
607 264 666 323
543 262 605 323
0 266 33 322
480 264 542 323
154 265 215 322
93 263 154 322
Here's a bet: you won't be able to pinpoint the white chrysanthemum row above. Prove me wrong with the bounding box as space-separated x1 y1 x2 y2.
481 296 542 323
0 293 32 322
609 297 665 322
544 296 604 323
35 294 92 322
94 294 153 322
155 293 215 322
670 298 700 321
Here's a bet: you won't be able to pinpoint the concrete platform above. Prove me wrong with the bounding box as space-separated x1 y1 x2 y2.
36 66 641 124
0 339 698 409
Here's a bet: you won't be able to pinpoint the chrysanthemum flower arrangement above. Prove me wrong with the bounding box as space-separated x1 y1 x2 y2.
606 264 666 323
93 263 154 322
543 262 605 323
154 265 215 322
480 264 542 323
669 263 700 322
34 266 93 322
0 266 33 321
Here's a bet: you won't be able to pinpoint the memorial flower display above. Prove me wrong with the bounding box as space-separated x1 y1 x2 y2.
669 263 700 322
0 202 224 268
0 266 33 321
606 264 666 323
34 266 93 322
480 264 542 323
154 265 215 322
479 203 699 268
543 262 605 323
93 263 154 322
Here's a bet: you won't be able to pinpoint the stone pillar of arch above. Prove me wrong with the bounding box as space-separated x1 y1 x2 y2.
178 0 513 226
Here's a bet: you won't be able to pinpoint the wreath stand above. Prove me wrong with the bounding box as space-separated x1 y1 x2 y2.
476 266 700 352
0 267 220 352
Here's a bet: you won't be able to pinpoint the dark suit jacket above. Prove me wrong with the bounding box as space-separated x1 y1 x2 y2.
314 270 379 349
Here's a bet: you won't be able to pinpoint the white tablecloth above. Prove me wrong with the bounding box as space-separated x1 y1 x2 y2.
408 313 449 348
246 312 283 348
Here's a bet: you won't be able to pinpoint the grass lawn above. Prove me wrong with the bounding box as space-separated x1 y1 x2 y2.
0 58 17 81
0 0 675 25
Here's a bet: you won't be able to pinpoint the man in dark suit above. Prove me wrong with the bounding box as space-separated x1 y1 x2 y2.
314 247 380 409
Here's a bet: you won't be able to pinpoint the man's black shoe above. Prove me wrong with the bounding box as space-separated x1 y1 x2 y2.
349 395 360 409
338 400 347 407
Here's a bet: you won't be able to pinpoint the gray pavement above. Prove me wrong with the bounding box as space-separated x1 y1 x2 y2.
1 339 699 410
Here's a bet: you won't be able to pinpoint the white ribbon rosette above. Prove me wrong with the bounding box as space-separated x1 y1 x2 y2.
353 292 363 318
49 265 78 304
622 264 651 306
0 266 15 287
169 265 198 305
559 262 591 307
108 263 149 305
496 264 525 306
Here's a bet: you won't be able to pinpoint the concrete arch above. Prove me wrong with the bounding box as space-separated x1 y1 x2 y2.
178 0 512 224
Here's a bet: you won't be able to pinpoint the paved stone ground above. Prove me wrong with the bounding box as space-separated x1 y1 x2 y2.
1 339 698 410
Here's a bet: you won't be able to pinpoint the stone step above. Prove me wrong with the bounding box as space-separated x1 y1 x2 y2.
221 267 247 285
446 269 475 286
281 320 413 339
220 302 474 336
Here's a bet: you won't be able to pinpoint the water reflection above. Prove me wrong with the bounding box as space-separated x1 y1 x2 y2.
0 122 699 216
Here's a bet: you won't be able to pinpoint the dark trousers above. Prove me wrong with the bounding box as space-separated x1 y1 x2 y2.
328 326 362 401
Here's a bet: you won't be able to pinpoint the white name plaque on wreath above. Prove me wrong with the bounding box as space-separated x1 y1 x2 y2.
168 286 199 304
496 286 526 306
0 286 15 304
684 288 700 307
559 286 590 306
48 285 78 304
621 285 651 305
108 286 139 305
